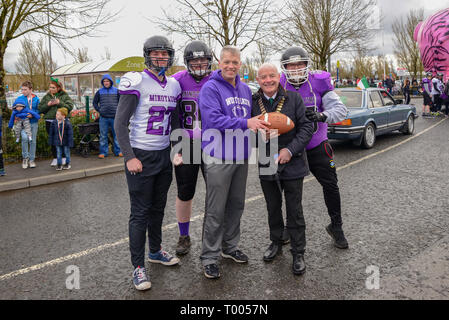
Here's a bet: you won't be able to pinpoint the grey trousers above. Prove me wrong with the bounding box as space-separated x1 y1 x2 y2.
200 156 249 266
14 118 32 140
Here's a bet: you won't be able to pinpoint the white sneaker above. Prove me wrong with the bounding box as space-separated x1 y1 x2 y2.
29 160 36 168
62 158 67 165
22 159 29 169
51 158 57 167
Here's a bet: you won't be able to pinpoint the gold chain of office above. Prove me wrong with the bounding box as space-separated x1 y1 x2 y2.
258 96 285 115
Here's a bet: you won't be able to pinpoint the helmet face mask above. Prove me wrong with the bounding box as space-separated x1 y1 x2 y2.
281 47 310 86
143 36 175 72
184 41 213 80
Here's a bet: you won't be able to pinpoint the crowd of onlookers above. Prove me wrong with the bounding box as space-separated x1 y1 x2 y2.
420 72 449 117
0 74 122 176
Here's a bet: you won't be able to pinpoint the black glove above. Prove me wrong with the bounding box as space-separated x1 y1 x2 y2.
305 108 327 122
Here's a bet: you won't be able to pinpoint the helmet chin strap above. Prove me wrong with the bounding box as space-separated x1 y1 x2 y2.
158 67 167 77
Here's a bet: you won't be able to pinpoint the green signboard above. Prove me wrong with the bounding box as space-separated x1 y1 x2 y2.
109 56 146 72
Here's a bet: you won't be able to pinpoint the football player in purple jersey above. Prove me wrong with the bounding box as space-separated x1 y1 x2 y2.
170 40 213 255
280 46 349 249
114 35 181 291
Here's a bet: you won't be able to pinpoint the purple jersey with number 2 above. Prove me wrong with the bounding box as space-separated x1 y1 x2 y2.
172 70 211 139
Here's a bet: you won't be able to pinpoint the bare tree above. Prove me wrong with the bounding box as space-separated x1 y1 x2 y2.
0 0 118 116
352 46 375 80
101 46 112 60
75 47 92 63
392 9 424 81
274 0 376 70
35 38 57 89
157 0 273 61
14 37 56 90
14 37 39 86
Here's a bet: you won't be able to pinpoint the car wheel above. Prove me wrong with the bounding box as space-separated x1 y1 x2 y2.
362 123 376 149
401 114 415 135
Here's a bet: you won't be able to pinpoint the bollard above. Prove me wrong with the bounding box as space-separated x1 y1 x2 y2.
85 96 90 123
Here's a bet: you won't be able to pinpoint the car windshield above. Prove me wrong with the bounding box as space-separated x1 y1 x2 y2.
334 90 363 108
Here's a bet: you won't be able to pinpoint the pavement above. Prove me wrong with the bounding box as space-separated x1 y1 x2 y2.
0 153 125 193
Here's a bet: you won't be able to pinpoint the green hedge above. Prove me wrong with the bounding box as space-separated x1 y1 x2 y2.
2 115 92 163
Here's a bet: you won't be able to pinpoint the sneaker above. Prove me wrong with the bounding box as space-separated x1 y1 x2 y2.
56 165 63 171
98 154 105 159
62 164 71 170
175 235 191 255
50 158 57 167
148 250 180 266
22 159 28 169
221 250 248 263
325 224 349 249
132 266 151 291
204 263 220 279
29 160 36 168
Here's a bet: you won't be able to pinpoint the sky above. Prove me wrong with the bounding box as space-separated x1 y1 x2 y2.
3 0 449 73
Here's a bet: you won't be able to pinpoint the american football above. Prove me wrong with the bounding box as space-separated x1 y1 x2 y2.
258 112 295 135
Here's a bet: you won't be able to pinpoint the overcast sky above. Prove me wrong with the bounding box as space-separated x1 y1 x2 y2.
3 0 449 72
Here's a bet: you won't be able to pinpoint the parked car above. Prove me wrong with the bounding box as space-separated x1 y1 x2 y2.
328 88 418 148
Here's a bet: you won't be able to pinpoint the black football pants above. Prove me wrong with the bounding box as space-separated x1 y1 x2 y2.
307 140 343 226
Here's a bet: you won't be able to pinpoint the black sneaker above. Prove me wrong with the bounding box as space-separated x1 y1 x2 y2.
221 250 248 263
62 164 71 170
204 263 220 279
175 235 191 255
56 165 63 171
326 224 349 249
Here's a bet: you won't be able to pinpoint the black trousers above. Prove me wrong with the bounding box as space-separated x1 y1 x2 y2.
404 91 411 105
125 148 173 269
260 178 305 255
307 140 343 226
45 120 58 158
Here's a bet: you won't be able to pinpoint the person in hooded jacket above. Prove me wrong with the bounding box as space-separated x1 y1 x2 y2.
93 74 122 158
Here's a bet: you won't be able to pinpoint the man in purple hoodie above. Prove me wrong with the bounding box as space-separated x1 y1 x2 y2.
199 45 269 279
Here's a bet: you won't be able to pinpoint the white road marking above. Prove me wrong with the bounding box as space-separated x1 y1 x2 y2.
0 118 446 281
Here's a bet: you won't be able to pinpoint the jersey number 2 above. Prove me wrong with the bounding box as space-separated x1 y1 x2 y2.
146 106 175 136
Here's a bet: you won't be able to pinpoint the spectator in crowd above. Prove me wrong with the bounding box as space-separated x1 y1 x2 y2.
18 81 40 168
421 72 433 117
39 78 74 166
0 113 5 176
8 96 41 169
48 108 73 171
402 78 411 104
385 76 393 94
442 77 449 117
431 73 443 113
93 74 122 158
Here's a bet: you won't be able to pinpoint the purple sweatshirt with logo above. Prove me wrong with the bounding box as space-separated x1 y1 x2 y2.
199 70 251 161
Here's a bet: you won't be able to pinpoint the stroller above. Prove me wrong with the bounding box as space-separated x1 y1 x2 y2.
77 122 100 157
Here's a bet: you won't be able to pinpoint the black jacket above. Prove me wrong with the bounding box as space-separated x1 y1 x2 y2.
252 86 314 181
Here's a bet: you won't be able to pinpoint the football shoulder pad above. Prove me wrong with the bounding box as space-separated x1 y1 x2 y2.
309 70 333 93
118 71 143 92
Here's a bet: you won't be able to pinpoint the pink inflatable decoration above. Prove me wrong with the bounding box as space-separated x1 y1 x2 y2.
414 8 449 80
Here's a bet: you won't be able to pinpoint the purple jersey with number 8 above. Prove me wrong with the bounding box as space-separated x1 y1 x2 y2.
172 70 211 139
